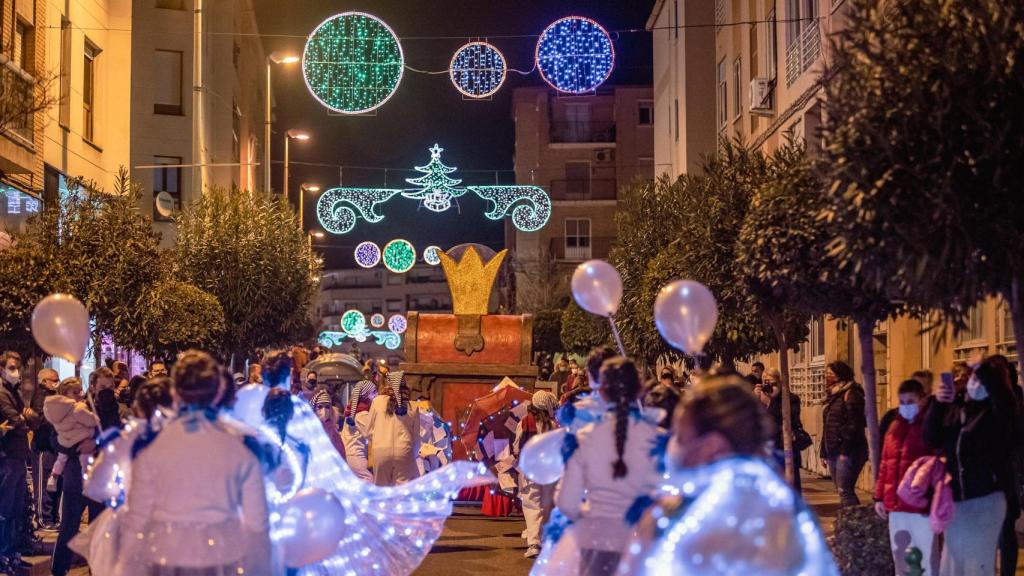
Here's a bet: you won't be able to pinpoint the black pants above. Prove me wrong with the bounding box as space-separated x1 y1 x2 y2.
51 491 103 576
33 450 60 525
999 511 1018 576
0 457 27 558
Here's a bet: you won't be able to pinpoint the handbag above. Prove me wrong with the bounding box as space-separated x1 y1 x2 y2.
793 424 813 452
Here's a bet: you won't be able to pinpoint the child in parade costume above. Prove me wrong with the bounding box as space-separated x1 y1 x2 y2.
532 359 666 576
239 350 493 576
366 371 421 486
341 379 376 482
515 390 560 559
619 376 839 576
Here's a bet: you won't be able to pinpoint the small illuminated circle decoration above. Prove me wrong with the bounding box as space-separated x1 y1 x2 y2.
354 241 382 268
341 309 366 334
383 239 416 273
370 313 386 328
449 42 507 99
535 16 615 94
302 12 404 114
423 245 442 266
388 314 408 334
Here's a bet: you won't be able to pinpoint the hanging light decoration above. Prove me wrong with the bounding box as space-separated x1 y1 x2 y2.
388 314 408 334
382 239 417 273
423 245 442 266
449 41 507 98
535 16 615 94
354 241 382 268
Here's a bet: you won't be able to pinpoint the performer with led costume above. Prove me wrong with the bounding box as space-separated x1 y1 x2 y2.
237 350 494 576
618 375 839 576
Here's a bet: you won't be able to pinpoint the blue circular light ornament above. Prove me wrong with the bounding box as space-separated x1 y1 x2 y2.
388 314 408 334
423 245 442 266
302 12 404 114
449 42 507 99
370 313 386 328
383 239 416 273
341 310 366 334
535 16 615 94
354 241 382 268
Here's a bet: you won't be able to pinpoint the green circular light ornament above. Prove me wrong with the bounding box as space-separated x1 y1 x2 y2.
302 12 405 115
382 239 416 273
341 309 366 334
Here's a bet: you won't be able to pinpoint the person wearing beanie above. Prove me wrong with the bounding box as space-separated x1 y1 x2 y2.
515 390 560 558
341 380 376 482
365 371 421 486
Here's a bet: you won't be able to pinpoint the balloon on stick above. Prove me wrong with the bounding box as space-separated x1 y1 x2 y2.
518 428 568 485
654 280 718 356
31 294 90 363
571 260 626 354
277 488 347 568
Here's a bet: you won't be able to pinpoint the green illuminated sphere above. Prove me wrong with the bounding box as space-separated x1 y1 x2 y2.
341 309 366 334
302 12 404 114
383 239 416 273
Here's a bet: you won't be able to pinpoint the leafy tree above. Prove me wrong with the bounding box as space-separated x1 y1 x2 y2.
174 188 321 360
127 280 225 362
560 301 611 355
0 243 56 355
532 309 564 356
822 0 1024 373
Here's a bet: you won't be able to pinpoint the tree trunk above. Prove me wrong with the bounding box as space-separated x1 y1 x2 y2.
856 317 881 481
769 314 796 486
1007 278 1024 390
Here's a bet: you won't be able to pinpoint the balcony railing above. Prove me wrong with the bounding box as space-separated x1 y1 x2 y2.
785 23 821 86
549 179 617 201
549 121 616 144
1 62 35 144
549 236 615 262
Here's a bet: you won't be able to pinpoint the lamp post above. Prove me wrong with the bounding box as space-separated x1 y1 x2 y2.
265 51 299 192
282 129 310 207
299 183 320 230
309 230 324 249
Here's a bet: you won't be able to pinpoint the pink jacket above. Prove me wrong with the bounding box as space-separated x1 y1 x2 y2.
897 455 955 533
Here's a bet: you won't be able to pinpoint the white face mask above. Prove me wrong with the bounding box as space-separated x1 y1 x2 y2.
966 376 989 401
3 368 20 386
898 403 919 422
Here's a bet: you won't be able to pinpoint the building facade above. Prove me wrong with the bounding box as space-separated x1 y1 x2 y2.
510 85 655 312
130 0 267 244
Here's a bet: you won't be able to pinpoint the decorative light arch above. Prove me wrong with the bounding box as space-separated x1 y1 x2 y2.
535 16 615 94
449 41 507 99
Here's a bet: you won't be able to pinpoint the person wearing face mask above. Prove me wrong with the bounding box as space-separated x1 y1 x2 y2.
874 379 940 575
620 375 839 576
754 368 806 493
0 351 40 571
820 360 868 507
925 357 1021 576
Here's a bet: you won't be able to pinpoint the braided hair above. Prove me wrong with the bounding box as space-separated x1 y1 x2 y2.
133 377 173 420
600 357 641 479
262 387 294 445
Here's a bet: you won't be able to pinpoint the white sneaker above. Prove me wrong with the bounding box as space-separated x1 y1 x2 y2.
524 545 541 559
46 474 58 492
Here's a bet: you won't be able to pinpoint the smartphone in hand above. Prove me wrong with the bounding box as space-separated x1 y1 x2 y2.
938 371 955 403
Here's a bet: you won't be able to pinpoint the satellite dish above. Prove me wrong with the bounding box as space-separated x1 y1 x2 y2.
155 191 175 218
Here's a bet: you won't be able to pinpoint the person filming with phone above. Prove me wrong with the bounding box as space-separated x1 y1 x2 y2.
925 357 1021 575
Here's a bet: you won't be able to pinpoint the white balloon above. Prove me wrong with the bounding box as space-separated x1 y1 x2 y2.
654 280 719 355
31 294 90 363
278 488 347 568
519 428 568 485
571 260 623 317
231 384 270 428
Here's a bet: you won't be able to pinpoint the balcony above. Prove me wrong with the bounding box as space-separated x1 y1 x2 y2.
549 121 616 144
0 61 35 146
549 179 617 202
785 23 821 86
549 236 615 262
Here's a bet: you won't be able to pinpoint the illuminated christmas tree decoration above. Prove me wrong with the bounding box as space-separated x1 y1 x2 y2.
354 241 382 268
370 313 386 328
383 239 416 273
404 144 464 212
388 314 408 334
341 309 367 334
535 16 615 94
302 12 404 114
449 42 507 98
423 245 442 266
317 146 552 234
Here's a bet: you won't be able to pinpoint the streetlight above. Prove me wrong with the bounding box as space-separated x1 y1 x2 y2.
265 51 300 191
282 129 310 206
299 183 320 230
309 230 325 249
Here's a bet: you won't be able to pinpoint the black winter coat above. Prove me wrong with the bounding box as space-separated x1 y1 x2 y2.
820 382 868 460
0 380 36 460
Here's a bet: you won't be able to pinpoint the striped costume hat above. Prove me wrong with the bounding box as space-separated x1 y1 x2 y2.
388 371 408 416
345 380 377 427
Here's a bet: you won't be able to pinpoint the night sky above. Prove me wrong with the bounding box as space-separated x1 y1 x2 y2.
252 0 654 268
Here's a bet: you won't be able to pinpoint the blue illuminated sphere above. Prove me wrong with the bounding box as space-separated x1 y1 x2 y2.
388 314 408 334
423 245 442 266
449 42 507 98
370 313 386 328
535 16 615 94
354 241 381 268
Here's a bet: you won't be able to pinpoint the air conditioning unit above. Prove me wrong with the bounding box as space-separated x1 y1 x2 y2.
750 78 774 115
595 148 615 163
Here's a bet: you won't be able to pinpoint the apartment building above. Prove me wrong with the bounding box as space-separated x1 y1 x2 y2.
510 85 655 311
131 0 267 244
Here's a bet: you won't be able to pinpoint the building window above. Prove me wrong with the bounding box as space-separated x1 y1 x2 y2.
715 0 726 32
956 306 986 345
564 218 592 261
14 20 30 73
638 100 654 126
153 156 182 222
673 99 679 142
733 58 742 121
673 0 679 39
564 103 592 142
83 41 100 142
156 0 186 9
717 59 727 130
154 50 184 115
59 19 72 127
785 0 820 85
386 299 402 312
749 24 759 81
810 315 826 360
387 275 403 286
766 10 778 81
